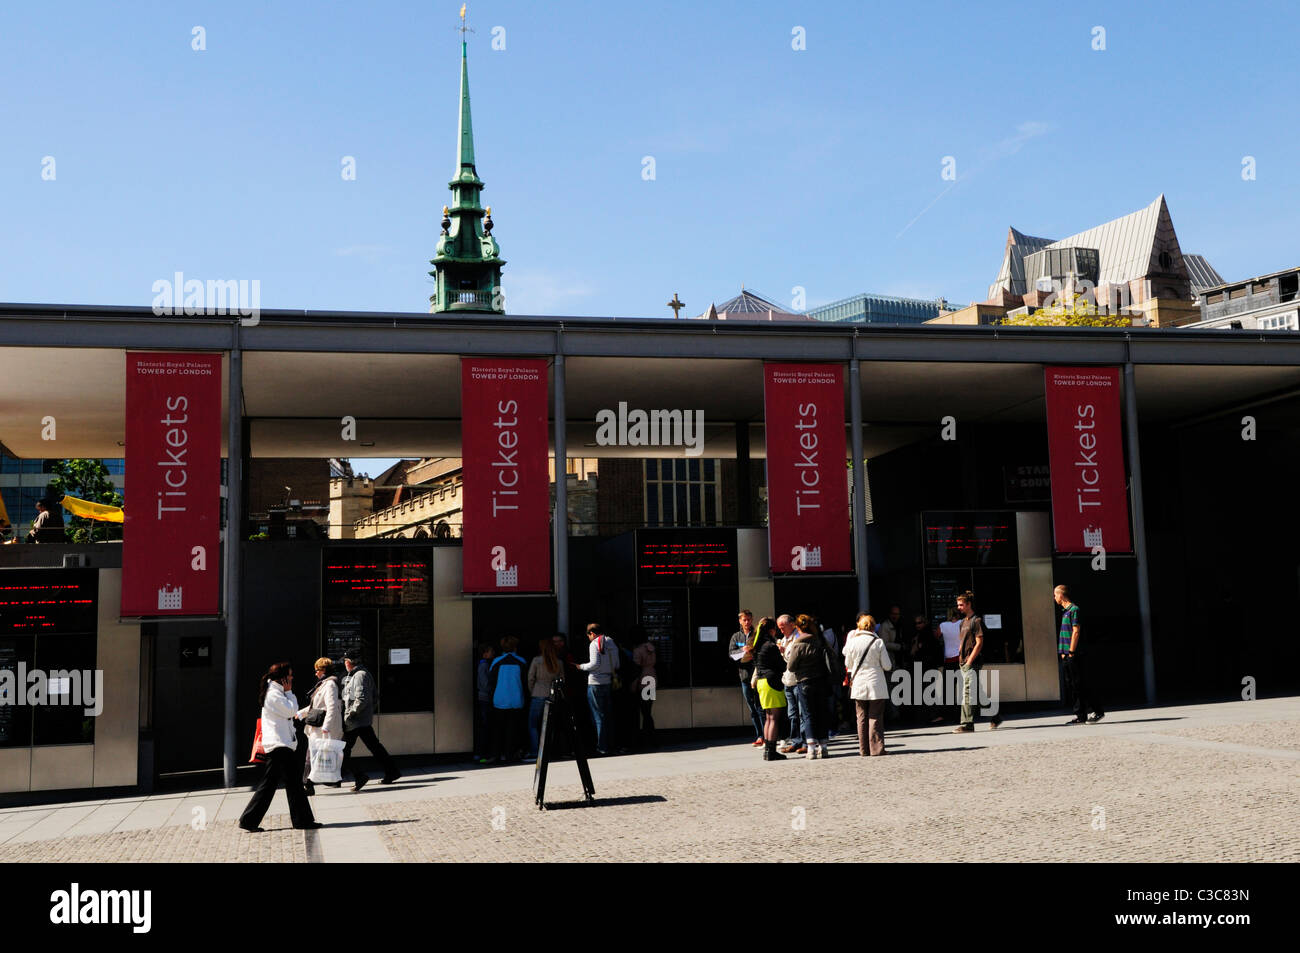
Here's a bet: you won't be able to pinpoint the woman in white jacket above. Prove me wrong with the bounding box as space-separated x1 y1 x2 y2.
842 615 892 756
298 657 343 795
239 662 321 832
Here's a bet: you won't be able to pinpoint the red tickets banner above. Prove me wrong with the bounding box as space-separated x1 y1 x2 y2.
461 358 551 593
763 363 851 573
1043 366 1132 554
122 353 223 616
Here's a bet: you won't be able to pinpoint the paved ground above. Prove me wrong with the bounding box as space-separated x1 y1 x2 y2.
1 697 1296 862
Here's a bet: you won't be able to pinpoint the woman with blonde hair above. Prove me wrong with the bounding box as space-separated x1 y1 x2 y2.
843 614 892 756
298 657 343 794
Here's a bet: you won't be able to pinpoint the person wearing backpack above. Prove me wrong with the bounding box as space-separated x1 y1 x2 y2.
488 636 528 762
842 615 893 756
578 622 620 755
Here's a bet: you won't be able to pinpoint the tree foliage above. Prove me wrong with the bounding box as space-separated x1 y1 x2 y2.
999 291 1132 328
46 459 124 543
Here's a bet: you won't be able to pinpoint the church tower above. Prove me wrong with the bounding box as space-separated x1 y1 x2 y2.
429 10 505 314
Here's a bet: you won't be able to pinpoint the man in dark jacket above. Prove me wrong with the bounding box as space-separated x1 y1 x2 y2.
340 649 401 791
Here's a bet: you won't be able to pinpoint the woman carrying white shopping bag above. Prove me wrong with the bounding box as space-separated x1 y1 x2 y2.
298 657 345 794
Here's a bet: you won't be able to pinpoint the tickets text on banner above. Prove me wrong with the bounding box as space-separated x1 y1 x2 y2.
122 353 222 616
460 358 551 593
763 363 851 573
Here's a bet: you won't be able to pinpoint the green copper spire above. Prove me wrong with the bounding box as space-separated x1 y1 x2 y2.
430 12 504 314
457 41 476 176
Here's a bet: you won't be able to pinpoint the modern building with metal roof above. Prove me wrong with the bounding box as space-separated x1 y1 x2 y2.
808 291 952 325
985 196 1220 327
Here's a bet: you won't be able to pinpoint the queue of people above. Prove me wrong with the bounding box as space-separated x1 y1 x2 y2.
735 610 893 761
470 623 659 763
242 583 1102 824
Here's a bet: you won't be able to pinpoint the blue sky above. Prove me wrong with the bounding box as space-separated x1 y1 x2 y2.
2 0 1297 318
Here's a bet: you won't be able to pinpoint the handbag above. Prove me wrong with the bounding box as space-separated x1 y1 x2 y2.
303 706 326 727
308 734 346 783
248 718 266 764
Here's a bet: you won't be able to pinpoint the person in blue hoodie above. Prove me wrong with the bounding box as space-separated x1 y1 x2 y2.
488 635 528 762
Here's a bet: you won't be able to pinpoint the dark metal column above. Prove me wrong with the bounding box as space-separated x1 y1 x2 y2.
223 345 243 788
735 421 752 524
553 347 569 638
849 360 870 613
1123 362 1156 704
239 416 251 541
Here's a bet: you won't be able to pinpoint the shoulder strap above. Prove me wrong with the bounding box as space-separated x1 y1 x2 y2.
850 635 877 683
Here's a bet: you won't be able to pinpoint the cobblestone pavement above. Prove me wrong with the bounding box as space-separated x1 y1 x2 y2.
1158 720 1300 752
0 699 1296 862
0 818 309 863
372 733 1299 863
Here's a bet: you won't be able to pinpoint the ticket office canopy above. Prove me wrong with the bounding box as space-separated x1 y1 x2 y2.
3 306 1300 461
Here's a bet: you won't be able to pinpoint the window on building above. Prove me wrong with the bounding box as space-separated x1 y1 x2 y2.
1258 313 1299 331
1280 274 1298 302
644 459 720 526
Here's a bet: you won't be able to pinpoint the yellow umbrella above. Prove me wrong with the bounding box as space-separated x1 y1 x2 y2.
60 494 124 523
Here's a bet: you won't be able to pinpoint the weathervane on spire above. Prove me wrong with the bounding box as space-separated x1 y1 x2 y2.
458 3 474 40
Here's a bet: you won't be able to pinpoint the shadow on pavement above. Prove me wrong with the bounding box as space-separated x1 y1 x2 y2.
317 818 421 830
542 795 668 810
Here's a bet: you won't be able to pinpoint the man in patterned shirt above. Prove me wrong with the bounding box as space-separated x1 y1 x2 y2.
1055 585 1104 725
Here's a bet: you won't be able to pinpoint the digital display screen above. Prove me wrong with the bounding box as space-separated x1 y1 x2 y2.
636 530 738 587
923 512 1017 568
323 549 431 607
0 569 97 632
